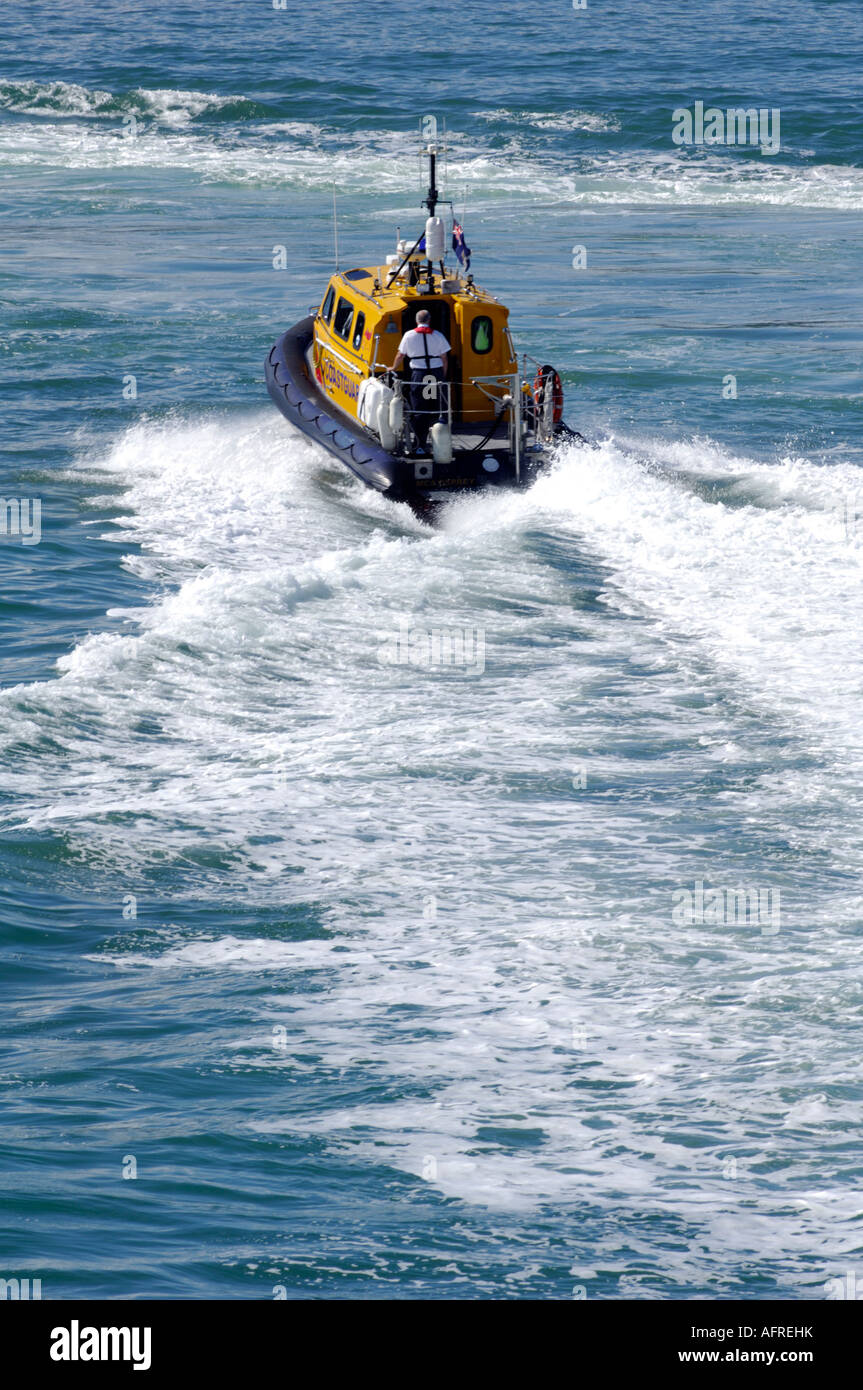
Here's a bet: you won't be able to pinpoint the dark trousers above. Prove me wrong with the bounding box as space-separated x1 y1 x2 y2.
409 367 445 447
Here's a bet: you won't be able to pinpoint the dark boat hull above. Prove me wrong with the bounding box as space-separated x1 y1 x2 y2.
266 317 577 507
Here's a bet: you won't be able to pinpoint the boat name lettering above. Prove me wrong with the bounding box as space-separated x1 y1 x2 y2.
323 356 359 400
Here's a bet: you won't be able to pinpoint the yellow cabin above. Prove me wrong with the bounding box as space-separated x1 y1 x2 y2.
311 267 517 428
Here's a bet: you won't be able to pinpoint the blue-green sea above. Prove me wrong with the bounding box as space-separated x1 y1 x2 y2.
2 0 862 1299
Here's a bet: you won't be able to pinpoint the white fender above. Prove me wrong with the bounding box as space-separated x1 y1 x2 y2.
358 377 383 429
377 393 396 452
388 394 404 435
429 422 453 465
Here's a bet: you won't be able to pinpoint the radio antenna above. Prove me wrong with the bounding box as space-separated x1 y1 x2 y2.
332 185 339 270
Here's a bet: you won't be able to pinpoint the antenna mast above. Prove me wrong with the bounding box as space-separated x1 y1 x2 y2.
420 143 445 291
424 144 438 217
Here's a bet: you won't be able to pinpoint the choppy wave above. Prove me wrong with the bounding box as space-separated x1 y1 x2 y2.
0 119 524 195
571 149 863 208
0 78 259 126
5 414 863 842
475 106 622 134
1 105 860 208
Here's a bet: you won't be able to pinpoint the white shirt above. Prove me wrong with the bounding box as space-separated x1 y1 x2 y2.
398 328 451 368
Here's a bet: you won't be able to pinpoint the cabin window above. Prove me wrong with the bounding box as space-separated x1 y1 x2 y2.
333 297 354 340
321 285 336 322
352 311 366 353
471 315 493 354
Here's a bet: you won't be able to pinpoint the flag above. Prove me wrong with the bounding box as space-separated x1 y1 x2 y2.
452 221 471 271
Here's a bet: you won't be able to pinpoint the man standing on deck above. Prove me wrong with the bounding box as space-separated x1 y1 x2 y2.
393 309 450 454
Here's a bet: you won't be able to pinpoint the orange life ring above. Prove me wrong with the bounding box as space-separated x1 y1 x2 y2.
533 365 564 425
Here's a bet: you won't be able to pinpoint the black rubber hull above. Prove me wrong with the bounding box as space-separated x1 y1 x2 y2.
266 317 572 506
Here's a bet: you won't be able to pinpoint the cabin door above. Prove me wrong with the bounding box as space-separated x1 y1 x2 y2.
401 302 451 339
401 302 460 421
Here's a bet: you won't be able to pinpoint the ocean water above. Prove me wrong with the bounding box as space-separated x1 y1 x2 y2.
2 0 862 1299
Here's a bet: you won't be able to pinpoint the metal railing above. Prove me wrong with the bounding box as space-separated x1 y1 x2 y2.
468 372 524 480
387 375 453 452
366 366 541 468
